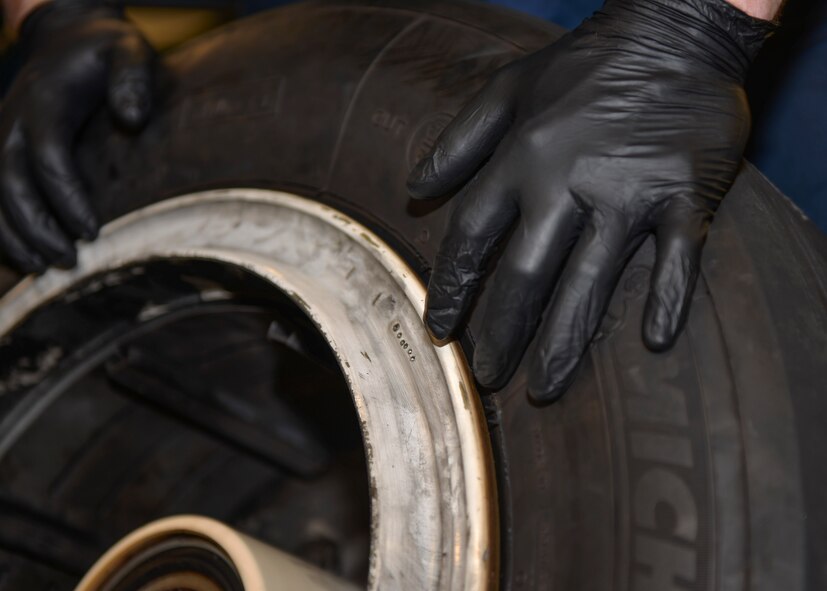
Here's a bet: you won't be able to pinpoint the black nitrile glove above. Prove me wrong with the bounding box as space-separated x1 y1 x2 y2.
0 0 154 273
408 0 776 402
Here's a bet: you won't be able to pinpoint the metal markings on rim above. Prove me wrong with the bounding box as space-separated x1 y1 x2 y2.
0 190 497 591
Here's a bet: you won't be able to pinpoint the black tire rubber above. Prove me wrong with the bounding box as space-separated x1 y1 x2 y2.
1 1 826 590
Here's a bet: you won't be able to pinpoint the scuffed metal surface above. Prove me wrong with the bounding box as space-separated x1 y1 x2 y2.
0 189 497 591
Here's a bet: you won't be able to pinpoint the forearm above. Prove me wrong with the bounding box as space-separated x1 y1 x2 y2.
3 0 50 30
726 0 784 20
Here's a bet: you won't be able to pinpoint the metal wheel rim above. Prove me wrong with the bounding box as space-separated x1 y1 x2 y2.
0 189 497 591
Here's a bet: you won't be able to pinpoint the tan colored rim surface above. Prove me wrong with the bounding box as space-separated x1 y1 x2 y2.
75 515 358 591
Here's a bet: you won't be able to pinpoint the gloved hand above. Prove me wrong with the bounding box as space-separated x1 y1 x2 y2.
408 0 775 402
0 0 154 273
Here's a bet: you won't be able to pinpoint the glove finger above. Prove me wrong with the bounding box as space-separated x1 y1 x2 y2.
425 158 518 341
642 206 708 352
26 120 99 242
407 67 519 199
473 198 580 390
108 31 154 130
528 215 640 403
1 135 77 267
0 208 46 274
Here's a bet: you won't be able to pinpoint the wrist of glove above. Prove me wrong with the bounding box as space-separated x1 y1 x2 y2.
584 0 777 82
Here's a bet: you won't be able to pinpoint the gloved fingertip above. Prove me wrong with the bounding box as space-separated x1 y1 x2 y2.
425 321 451 346
115 97 150 130
424 310 454 344
110 81 152 130
53 248 77 270
22 253 47 275
81 218 100 242
642 299 678 353
527 352 579 404
472 350 508 390
526 380 565 406
474 367 508 391
406 155 439 199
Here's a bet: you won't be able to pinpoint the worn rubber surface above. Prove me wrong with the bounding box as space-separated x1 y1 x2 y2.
0 1 826 589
